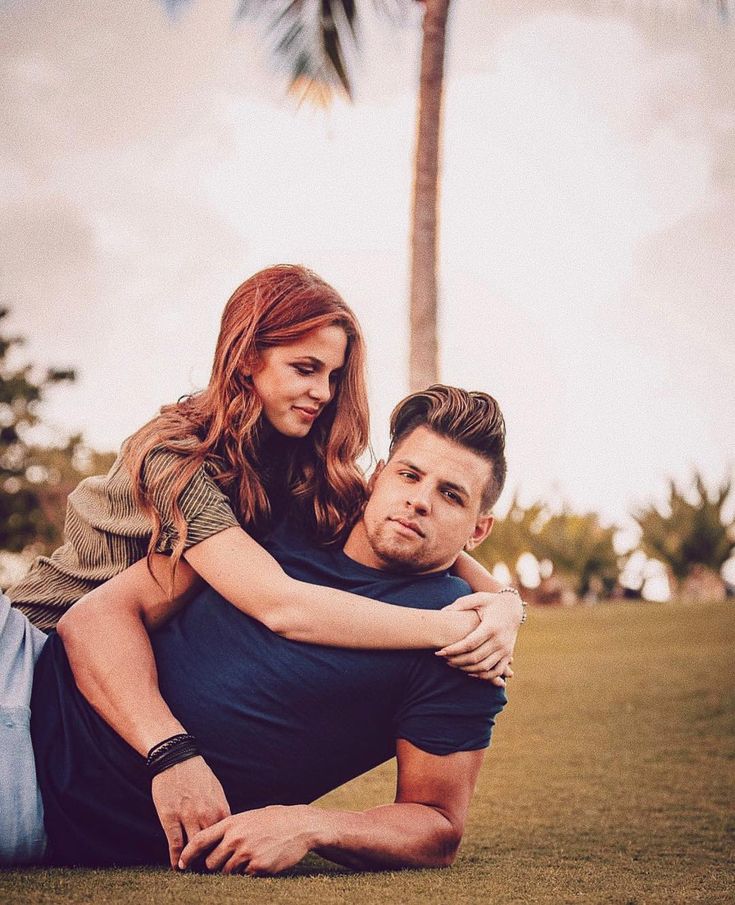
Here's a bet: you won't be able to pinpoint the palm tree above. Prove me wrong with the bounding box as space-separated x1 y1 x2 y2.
634 472 734 594
234 0 450 390
409 0 449 390
163 0 731 390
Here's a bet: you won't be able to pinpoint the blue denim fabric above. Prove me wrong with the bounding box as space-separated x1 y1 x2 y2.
0 592 48 864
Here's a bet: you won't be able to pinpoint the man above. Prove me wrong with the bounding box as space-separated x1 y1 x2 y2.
2 385 522 872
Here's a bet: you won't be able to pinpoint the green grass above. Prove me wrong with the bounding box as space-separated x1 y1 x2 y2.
2 600 732 904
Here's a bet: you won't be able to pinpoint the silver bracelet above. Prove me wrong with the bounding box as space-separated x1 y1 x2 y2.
499 587 527 624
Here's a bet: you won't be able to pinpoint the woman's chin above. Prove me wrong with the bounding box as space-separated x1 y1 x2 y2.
272 419 315 439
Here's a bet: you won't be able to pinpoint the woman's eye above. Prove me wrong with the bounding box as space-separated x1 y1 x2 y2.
293 365 314 376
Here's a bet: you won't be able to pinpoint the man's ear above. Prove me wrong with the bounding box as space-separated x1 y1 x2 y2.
465 513 494 552
367 459 385 495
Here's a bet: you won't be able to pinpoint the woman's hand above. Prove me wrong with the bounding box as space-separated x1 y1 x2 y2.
437 591 523 685
151 756 231 869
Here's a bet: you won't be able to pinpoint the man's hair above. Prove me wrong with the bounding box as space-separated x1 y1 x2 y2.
388 385 507 511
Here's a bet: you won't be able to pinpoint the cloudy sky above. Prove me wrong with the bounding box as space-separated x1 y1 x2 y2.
2 0 733 532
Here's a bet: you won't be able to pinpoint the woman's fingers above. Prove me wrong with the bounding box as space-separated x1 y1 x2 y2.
445 639 497 668
437 620 496 658
467 659 514 684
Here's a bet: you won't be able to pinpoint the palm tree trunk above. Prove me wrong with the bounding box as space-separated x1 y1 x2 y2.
409 0 450 392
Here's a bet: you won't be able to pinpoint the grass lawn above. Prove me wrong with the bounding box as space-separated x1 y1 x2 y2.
2 599 732 904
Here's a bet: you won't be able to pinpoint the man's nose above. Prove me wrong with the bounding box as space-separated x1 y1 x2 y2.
407 489 431 516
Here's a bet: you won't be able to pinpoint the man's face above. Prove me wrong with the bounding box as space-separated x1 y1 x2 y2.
345 426 495 573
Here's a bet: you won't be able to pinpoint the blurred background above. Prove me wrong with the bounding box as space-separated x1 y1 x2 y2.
2 0 733 604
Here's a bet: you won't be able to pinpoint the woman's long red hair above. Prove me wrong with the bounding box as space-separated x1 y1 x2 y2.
123 265 369 586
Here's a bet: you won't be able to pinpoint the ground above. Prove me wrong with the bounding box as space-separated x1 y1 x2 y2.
1 599 732 905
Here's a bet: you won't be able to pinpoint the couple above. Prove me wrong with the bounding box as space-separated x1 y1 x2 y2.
1 266 523 873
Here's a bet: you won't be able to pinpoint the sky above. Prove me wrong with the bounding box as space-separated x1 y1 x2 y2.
1 0 734 536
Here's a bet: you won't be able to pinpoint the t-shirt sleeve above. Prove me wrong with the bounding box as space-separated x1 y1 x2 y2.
140 449 240 554
393 653 507 756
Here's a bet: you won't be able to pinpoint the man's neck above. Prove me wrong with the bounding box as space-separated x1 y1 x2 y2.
342 521 454 575
342 521 386 570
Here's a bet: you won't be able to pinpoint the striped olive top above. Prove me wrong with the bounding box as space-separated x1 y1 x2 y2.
7 448 240 631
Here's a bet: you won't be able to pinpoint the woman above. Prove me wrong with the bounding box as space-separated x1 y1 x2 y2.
7 264 518 660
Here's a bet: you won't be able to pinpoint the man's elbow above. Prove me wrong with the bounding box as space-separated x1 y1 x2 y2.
413 816 463 869
428 828 462 868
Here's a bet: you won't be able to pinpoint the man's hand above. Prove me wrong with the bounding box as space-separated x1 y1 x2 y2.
151 756 231 869
437 591 522 685
178 804 315 875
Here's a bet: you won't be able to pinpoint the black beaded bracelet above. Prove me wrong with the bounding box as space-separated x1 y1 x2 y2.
146 733 200 778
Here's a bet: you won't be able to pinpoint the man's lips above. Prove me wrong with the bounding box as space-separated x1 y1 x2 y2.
390 517 425 538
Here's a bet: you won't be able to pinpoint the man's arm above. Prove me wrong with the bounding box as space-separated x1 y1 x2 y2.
179 739 485 875
56 556 231 869
57 554 202 753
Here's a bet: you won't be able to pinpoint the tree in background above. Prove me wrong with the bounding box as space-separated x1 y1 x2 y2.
167 0 451 390
0 307 75 552
531 510 619 598
634 473 734 596
167 0 731 390
474 495 619 600
472 493 544 585
0 308 115 557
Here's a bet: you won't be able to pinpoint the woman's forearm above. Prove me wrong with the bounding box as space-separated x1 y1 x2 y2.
272 578 479 649
452 551 505 592
184 527 479 651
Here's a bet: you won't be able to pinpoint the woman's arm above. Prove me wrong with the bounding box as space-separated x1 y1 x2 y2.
441 551 524 677
183 526 480 652
451 551 505 593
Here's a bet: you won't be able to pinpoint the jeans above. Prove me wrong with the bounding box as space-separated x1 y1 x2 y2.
0 593 48 864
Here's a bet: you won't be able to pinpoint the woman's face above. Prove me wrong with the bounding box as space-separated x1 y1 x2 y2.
251 324 348 438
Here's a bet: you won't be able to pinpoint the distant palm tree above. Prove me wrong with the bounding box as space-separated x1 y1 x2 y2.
634 473 733 592
163 0 731 389
234 0 450 390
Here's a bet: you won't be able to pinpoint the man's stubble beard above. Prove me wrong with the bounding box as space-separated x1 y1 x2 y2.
366 520 442 574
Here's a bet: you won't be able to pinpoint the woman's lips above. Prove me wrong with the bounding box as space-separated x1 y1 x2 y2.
292 405 319 420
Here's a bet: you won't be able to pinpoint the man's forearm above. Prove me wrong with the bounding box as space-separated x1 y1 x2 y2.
311 802 461 870
58 599 185 755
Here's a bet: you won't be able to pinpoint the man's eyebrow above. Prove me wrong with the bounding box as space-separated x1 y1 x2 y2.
440 479 469 500
394 459 469 499
394 458 426 474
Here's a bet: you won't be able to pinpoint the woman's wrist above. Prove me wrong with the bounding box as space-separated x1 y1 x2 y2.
435 609 480 648
496 587 527 626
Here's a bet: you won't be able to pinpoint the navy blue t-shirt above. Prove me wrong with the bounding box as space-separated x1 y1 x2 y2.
31 522 506 866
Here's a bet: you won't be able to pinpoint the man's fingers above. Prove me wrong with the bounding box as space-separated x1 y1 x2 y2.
204 842 235 873
162 820 184 870
223 851 249 875
179 822 226 870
